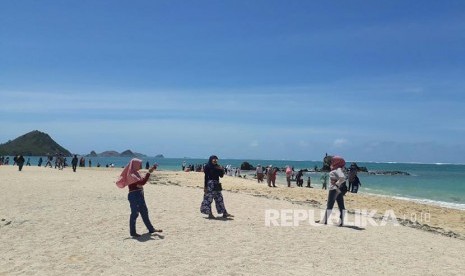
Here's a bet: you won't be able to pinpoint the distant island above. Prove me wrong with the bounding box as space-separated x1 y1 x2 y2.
0 130 72 156
86 150 163 158
0 130 160 159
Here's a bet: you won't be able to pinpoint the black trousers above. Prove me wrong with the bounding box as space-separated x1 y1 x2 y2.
324 189 345 224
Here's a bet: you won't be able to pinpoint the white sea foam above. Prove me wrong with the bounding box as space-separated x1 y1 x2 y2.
364 192 465 210
392 196 465 211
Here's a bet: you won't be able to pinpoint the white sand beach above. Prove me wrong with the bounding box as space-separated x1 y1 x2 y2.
1 166 465 275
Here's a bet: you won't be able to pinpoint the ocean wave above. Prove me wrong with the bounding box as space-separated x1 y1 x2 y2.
392 196 465 210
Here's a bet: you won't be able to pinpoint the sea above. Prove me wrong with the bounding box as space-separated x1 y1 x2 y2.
4 156 465 210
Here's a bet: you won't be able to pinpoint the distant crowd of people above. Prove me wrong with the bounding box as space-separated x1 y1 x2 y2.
0 154 122 172
253 163 361 193
178 159 362 195
180 161 245 178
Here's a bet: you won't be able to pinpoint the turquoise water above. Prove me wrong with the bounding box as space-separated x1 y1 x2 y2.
4 156 465 209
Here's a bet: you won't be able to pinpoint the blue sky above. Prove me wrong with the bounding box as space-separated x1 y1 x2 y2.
1 1 465 163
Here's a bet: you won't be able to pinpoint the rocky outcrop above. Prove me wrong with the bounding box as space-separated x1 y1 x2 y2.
240 162 255 170
367 170 410 176
120 150 136 157
88 151 98 157
322 155 333 171
98 151 120 157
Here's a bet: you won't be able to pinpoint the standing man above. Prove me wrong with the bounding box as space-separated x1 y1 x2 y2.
71 155 78 172
16 154 25 171
348 164 362 193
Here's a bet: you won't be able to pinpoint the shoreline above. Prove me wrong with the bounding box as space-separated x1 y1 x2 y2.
371 193 465 211
3 156 465 208
4 162 464 210
236 169 465 211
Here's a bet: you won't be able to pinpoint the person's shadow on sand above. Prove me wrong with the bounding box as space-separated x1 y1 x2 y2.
204 216 234 221
341 225 365 231
125 233 165 242
314 221 365 231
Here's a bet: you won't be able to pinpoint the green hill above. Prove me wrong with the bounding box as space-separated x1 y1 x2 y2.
0 130 72 156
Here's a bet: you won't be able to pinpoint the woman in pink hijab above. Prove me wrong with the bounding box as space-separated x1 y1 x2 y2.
117 158 162 238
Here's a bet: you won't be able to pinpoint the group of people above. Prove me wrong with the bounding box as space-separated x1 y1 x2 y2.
0 155 27 171
182 162 204 172
257 158 362 226
257 165 315 188
255 164 278 187
117 155 233 238
295 170 314 188
255 162 362 193
0 156 11 165
39 154 67 169
224 165 241 177
71 155 99 171
2 154 106 172
116 155 362 237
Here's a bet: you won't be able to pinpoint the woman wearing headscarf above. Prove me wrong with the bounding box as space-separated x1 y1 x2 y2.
266 165 274 187
116 158 162 237
271 167 278 187
256 164 264 183
285 166 292 187
200 155 233 219
322 156 347 226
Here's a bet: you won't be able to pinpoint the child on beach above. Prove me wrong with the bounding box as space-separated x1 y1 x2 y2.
320 173 328 190
116 158 162 238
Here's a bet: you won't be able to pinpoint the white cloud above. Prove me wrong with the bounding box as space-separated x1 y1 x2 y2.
333 138 348 148
298 140 309 147
249 140 259 147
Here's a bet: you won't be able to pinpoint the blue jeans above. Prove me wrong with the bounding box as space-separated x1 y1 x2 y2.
128 190 155 235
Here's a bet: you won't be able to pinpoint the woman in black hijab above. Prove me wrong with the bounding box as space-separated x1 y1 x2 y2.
200 155 233 219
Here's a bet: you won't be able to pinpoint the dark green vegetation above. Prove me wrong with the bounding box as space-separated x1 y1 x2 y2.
0 130 72 156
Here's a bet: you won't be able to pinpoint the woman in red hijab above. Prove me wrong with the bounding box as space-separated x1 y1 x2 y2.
117 158 162 237
322 156 347 226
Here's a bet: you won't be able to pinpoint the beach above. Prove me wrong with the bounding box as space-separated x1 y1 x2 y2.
1 166 465 275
